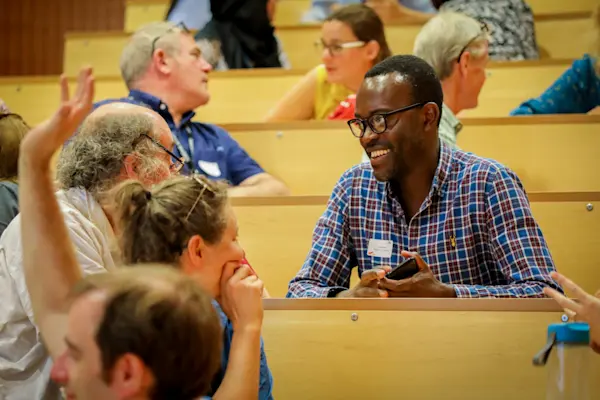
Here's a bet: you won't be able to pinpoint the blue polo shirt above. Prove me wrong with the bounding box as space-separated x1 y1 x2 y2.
93 90 265 185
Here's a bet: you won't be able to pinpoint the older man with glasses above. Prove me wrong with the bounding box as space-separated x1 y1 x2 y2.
287 55 561 300
413 12 490 149
94 22 290 197
0 69 181 399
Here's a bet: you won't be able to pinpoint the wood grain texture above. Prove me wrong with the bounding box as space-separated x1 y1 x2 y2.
0 0 124 76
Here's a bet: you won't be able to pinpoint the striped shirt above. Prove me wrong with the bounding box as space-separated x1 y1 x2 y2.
287 141 560 298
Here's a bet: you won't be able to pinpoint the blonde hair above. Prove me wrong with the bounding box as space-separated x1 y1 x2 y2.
120 22 186 89
414 11 488 80
0 113 30 181
111 175 229 265
72 265 222 400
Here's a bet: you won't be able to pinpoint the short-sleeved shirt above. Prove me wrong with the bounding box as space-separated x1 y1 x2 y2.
94 90 265 185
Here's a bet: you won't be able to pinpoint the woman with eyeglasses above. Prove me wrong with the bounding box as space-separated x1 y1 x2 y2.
0 113 30 237
109 174 274 399
265 4 392 122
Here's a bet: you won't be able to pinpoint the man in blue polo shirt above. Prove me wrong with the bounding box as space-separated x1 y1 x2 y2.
96 22 290 197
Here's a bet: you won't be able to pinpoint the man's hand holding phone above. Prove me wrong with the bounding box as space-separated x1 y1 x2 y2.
378 251 457 298
335 266 392 298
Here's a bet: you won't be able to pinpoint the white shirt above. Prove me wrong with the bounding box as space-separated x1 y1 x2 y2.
0 188 119 400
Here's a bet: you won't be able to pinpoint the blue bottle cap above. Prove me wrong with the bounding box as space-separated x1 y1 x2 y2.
548 322 590 344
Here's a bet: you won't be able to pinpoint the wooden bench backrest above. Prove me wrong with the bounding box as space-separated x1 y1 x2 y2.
262 298 600 399
232 194 600 297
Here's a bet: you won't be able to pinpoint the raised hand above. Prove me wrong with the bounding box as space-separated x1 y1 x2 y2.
20 67 94 166
544 272 600 352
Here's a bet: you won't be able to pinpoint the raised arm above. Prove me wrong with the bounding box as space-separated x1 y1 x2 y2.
19 68 95 359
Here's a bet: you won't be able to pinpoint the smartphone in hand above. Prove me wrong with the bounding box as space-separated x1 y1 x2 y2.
385 257 419 280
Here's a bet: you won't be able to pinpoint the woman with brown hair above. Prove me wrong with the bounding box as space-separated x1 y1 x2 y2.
109 173 274 399
0 113 30 237
265 3 392 121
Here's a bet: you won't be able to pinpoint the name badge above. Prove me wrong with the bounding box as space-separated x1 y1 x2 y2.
198 160 222 177
367 239 393 258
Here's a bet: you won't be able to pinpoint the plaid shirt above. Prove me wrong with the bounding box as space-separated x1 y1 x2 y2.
287 141 560 298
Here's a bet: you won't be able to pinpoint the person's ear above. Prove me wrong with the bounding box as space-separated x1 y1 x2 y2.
122 154 140 180
153 48 174 76
109 353 153 398
364 40 381 63
422 102 440 132
182 234 208 274
458 51 471 76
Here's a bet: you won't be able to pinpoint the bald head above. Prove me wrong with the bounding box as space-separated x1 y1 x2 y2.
56 101 171 196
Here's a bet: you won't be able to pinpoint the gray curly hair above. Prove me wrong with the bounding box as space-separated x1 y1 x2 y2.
56 110 167 197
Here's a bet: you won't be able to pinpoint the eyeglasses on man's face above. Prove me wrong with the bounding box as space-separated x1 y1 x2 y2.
141 133 184 173
347 102 426 138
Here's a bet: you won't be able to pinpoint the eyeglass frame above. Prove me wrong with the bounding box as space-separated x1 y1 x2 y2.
150 22 190 56
347 102 427 138
315 39 366 56
456 21 490 63
184 173 215 221
141 133 184 173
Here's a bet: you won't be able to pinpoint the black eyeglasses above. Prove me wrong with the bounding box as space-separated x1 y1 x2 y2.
142 133 184 173
456 21 490 63
347 103 425 138
150 22 190 56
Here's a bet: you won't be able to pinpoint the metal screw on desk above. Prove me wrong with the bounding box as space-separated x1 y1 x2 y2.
351 313 358 322
586 203 594 212
276 131 283 139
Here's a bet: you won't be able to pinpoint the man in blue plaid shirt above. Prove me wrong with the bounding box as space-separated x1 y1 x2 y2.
287 55 561 299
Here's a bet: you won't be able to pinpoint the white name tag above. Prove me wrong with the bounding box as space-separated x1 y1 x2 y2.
367 239 393 258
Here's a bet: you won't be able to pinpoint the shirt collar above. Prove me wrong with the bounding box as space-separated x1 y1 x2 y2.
127 89 196 127
384 139 454 202
442 103 463 135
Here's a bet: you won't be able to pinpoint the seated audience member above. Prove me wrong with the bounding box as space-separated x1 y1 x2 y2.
510 6 600 116
98 22 289 196
287 55 561 299
302 0 436 23
110 175 274 399
195 0 290 70
414 11 489 148
1 70 272 400
0 113 30 238
432 0 539 61
544 272 600 354
17 85 223 399
0 76 177 399
265 4 392 121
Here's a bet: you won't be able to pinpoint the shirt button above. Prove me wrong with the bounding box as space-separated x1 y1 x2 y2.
159 104 167 111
